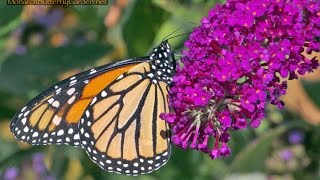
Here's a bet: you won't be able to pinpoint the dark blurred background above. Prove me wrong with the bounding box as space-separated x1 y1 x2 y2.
0 0 319 180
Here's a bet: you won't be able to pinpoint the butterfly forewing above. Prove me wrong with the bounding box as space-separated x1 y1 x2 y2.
10 60 143 147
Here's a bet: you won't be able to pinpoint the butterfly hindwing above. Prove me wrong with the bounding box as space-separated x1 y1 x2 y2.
79 62 171 175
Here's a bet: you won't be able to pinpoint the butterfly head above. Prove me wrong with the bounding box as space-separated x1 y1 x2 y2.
149 40 176 85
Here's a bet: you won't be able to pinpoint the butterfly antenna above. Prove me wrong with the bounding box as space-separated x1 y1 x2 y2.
162 26 184 42
165 32 192 41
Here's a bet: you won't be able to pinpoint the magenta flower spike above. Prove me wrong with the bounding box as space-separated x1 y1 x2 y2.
161 0 319 159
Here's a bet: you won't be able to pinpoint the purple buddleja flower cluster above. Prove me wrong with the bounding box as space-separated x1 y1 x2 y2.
161 0 319 159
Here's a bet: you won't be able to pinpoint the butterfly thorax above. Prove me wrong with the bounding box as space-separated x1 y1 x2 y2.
148 41 175 85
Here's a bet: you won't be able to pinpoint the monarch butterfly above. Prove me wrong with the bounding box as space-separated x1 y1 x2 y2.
10 40 175 176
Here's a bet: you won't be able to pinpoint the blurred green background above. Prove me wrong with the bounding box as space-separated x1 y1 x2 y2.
0 0 320 180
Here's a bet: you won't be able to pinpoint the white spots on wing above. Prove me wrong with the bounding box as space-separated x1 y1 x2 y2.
17 130 21 135
158 54 162 58
21 135 26 140
23 126 29 133
108 167 113 170
123 164 128 168
117 161 122 165
65 137 70 142
70 76 76 80
101 91 107 97
70 80 77 86
57 129 64 136
156 156 160 160
157 71 162 75
68 128 74 134
56 87 62 94
52 115 62 126
152 79 158 84
164 52 168 57
23 111 30 117
116 168 121 172
67 95 76 104
48 98 54 104
67 88 75 95
125 170 130 173
21 117 27 125
90 69 97 74
74 134 80 140
139 159 144 163
21 106 27 112
90 97 97 105
84 133 90 138
32 132 39 137
106 160 112 164
148 160 153 164
116 74 123 80
52 101 60 108
43 133 48 138
151 65 156 70
163 151 168 156
93 150 97 154
80 128 84 134
82 141 87 145
87 147 92 152
99 161 104 166
87 121 91 126
133 170 138 173
84 80 89 84
85 110 90 117
155 163 160 167
148 166 152 170
133 162 138 167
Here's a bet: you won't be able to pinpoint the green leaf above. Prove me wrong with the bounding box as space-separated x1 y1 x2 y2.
123 0 170 57
71 6 106 32
0 43 111 96
0 1 22 27
303 80 320 106
225 125 288 174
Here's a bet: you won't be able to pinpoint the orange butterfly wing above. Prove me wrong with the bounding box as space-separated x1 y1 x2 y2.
10 61 140 147
79 62 171 175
